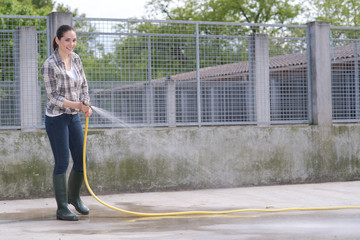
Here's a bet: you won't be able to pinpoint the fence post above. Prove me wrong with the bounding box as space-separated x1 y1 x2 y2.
47 12 73 56
166 76 176 127
353 42 359 119
254 34 270 125
147 35 153 125
307 21 332 126
248 35 255 122
19 26 41 130
196 23 201 127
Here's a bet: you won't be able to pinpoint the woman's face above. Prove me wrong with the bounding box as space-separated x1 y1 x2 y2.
56 30 77 56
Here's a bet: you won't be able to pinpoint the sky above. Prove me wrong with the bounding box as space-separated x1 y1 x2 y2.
55 0 150 19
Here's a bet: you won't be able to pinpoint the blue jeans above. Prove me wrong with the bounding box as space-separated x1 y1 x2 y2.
45 114 85 175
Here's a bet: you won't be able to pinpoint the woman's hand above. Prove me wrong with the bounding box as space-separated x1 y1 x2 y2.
84 107 92 117
63 100 93 117
79 101 92 117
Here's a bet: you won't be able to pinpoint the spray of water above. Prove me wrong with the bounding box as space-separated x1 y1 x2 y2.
91 106 132 128
87 105 226 188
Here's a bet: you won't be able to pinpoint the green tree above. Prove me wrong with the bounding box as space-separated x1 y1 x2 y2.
55 2 86 17
145 0 304 25
312 0 360 26
0 0 87 17
0 0 88 81
0 0 54 15
135 0 306 80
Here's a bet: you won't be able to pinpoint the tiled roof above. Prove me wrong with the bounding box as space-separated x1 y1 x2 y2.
164 44 360 82
270 52 306 69
101 44 359 93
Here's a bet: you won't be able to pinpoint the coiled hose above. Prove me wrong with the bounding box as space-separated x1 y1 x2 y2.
82 117 360 217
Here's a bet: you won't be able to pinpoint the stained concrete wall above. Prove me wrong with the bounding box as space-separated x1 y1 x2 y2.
1 124 360 199
3 17 357 200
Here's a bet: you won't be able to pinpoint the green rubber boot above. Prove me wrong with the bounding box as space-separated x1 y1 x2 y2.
68 169 90 215
53 174 78 221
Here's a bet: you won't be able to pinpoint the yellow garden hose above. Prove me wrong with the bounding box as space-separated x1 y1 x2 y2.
82 117 360 217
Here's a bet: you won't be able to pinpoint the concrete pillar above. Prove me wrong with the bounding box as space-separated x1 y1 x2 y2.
47 12 73 55
307 21 332 126
255 34 270 125
19 27 41 129
247 35 255 122
166 76 176 126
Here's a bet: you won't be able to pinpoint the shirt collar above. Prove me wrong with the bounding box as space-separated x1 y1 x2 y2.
53 49 74 65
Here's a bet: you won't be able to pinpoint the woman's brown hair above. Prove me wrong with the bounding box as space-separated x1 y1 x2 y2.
52 25 75 51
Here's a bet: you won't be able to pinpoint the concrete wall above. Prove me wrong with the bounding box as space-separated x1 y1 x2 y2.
3 16 358 200
1 124 360 199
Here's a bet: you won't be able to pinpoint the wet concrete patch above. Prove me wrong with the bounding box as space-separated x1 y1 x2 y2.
2 182 360 239
4 208 360 240
0 207 54 222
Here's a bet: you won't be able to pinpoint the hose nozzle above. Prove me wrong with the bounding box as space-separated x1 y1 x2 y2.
82 101 93 109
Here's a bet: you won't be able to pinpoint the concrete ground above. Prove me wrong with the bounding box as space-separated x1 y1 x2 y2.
1 181 360 240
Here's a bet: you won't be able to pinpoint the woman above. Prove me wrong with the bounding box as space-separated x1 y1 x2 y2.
41 25 92 221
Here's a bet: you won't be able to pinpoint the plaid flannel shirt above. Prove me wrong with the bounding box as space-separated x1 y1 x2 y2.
41 50 90 115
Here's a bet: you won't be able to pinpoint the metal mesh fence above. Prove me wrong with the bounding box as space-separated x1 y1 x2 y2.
0 15 47 129
72 18 311 127
0 28 18 128
1 14 359 129
331 26 360 122
38 28 48 126
199 33 252 124
269 35 309 123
